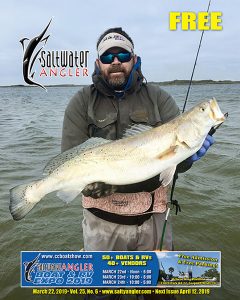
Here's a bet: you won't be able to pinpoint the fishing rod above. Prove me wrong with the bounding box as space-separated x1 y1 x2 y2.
159 0 212 251
182 0 212 113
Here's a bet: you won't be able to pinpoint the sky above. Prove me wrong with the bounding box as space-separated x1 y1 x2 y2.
1 0 239 86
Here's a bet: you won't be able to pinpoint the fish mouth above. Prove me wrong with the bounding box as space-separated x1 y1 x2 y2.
209 98 226 125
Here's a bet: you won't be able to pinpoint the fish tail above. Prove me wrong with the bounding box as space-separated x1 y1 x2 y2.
9 180 41 221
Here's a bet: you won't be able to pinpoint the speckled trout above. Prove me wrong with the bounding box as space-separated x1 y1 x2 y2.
10 98 225 220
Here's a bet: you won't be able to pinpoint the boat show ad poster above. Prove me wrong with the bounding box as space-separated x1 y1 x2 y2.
21 251 221 291
1 1 239 300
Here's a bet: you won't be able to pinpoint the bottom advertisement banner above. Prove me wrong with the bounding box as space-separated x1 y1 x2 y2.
21 251 221 288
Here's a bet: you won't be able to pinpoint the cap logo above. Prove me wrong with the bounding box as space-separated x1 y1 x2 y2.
97 32 134 56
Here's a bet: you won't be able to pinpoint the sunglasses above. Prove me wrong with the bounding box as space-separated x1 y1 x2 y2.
99 52 132 64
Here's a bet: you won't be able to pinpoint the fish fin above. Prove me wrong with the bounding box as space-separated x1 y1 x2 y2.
123 124 153 138
157 146 178 160
177 123 201 148
176 138 190 148
160 166 176 187
56 189 82 203
43 137 110 176
9 181 40 221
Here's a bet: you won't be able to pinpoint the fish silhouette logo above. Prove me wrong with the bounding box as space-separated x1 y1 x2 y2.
23 253 41 282
20 19 52 90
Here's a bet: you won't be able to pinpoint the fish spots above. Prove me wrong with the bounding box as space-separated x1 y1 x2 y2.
157 146 178 160
43 152 76 175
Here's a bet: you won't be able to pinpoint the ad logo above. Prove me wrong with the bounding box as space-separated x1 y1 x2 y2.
20 19 89 90
20 20 51 90
23 253 41 282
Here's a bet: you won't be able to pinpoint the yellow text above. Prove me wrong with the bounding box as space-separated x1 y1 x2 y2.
169 12 222 31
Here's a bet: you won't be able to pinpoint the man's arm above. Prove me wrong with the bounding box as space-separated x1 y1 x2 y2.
157 88 180 123
82 175 161 198
61 90 89 152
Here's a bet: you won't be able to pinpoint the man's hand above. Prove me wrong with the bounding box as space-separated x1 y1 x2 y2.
82 182 118 199
188 134 214 163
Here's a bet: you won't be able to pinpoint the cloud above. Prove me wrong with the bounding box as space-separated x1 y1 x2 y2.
156 252 172 259
1 0 239 85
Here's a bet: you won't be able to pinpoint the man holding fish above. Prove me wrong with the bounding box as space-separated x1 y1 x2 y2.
9 26 225 300
61 27 216 252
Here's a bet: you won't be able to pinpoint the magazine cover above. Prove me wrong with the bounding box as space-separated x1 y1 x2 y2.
0 0 239 299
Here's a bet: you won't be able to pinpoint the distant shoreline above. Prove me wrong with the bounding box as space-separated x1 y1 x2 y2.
1 80 240 87
150 79 240 85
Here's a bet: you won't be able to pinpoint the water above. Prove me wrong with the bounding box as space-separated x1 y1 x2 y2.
0 84 239 299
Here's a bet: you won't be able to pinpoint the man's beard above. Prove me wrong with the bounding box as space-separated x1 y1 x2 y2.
108 75 126 89
106 65 129 89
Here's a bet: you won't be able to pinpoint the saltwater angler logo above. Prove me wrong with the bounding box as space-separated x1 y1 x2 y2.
20 19 89 90
23 253 41 282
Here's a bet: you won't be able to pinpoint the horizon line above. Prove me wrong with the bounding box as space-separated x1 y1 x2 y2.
1 79 240 88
